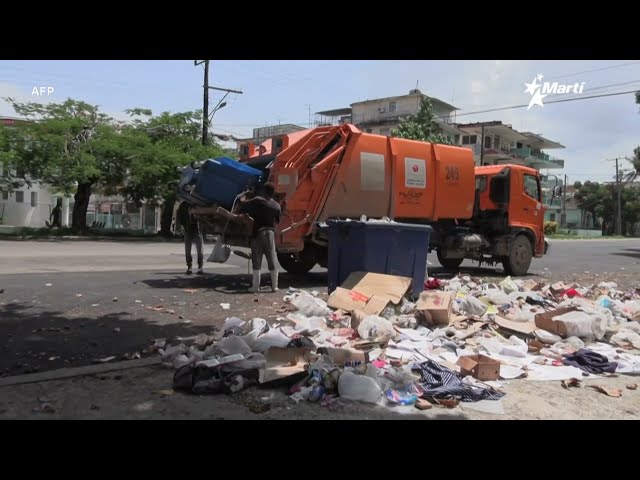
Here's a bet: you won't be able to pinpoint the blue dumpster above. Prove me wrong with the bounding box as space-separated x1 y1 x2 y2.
327 220 432 296
192 157 263 210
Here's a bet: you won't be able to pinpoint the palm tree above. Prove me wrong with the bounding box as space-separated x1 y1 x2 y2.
622 146 640 184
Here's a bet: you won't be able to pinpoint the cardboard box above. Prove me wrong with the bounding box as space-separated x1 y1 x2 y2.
259 347 312 385
316 347 368 366
456 354 501 381
522 279 542 291
327 272 412 316
534 306 580 338
416 291 454 325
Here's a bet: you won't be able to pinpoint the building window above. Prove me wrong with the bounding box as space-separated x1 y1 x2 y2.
366 129 372 133
2 165 9 178
31 191 38 207
389 101 396 113
516 142 523 149
454 134 460 144
15 191 24 203
484 136 492 148
524 174 540 201
1 191 8 200
462 135 477 145
550 213 556 222
380 128 390 136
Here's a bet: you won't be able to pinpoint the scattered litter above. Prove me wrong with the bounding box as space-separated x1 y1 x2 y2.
183 289 198 294
152 271 640 413
561 378 581 389
94 356 116 364
587 385 623 398
45 283 52 287
90 404 100 411
113 297 118 302
75 294 82 297
156 389 175 396
626 384 638 390
114 328 120 333
33 403 55 414
135 300 142 303
91 304 99 307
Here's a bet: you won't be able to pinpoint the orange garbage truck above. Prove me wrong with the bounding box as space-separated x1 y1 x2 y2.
193 123 548 276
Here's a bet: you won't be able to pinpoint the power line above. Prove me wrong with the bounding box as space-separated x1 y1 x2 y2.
212 88 640 127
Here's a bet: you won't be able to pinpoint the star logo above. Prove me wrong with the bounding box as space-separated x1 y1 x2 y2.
524 75 546 109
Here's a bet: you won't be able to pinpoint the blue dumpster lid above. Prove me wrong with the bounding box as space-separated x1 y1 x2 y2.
326 220 433 232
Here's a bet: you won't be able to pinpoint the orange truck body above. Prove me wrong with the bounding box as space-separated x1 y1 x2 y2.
236 124 547 276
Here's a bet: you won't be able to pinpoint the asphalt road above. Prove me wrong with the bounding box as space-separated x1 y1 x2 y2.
0 238 638 377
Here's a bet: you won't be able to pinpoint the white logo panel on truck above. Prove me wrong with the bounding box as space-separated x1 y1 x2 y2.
360 152 386 191
404 157 426 189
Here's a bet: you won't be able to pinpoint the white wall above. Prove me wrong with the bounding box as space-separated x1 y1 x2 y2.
0 183 57 227
352 95 421 125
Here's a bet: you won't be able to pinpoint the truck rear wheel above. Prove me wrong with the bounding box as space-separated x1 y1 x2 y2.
437 249 464 271
277 247 318 275
502 234 533 276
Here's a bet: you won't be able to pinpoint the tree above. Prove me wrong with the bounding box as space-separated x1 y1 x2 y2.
622 146 640 183
120 109 224 236
4 98 128 230
574 180 640 235
391 96 453 144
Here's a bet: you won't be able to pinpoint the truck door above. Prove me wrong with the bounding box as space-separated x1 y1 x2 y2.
521 172 545 256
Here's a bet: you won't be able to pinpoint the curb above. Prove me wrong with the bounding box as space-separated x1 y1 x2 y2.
0 357 162 387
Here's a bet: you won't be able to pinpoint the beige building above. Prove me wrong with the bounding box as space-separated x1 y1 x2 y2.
350 89 464 140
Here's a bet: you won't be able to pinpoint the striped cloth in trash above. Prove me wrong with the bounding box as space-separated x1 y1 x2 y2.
411 360 505 403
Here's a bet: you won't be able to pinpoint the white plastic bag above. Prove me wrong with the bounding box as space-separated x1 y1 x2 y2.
338 372 383 404
357 315 396 340
291 291 331 317
208 237 231 263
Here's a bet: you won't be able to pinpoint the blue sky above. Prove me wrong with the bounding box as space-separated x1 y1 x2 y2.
1 60 639 183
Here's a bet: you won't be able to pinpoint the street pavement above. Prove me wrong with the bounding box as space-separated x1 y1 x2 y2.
0 238 638 377
0 238 638 419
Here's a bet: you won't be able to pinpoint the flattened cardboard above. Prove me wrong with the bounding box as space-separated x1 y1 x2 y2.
534 306 580 338
327 272 412 316
259 347 312 384
494 315 536 336
522 279 542 291
456 354 501 381
416 291 454 325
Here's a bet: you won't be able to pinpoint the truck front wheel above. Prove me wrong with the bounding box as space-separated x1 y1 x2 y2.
277 247 318 275
436 249 464 271
502 234 533 276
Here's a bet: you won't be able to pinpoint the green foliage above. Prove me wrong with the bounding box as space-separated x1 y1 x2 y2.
391 97 453 145
1 97 225 231
120 109 224 207
544 221 558 235
574 181 640 235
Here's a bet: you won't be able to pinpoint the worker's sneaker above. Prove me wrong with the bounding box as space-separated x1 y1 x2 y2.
186 267 193 275
197 267 204 275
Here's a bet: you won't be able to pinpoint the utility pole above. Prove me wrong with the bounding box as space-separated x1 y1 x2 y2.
606 157 627 236
195 60 210 145
479 124 485 166
615 157 622 236
562 174 567 228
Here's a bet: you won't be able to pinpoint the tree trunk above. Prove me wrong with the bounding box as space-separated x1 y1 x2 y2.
72 182 92 231
159 192 176 238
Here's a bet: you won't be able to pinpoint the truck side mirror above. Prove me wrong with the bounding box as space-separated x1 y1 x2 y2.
553 185 562 197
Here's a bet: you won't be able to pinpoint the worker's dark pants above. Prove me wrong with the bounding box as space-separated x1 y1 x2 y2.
184 227 204 268
251 228 277 271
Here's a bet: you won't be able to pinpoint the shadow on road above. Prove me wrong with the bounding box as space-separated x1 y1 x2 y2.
610 248 640 261
142 272 329 295
0 302 214 377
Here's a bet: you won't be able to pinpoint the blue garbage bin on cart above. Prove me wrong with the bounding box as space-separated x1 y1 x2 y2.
327 220 432 296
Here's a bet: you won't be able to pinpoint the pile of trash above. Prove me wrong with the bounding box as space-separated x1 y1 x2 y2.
157 272 640 412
